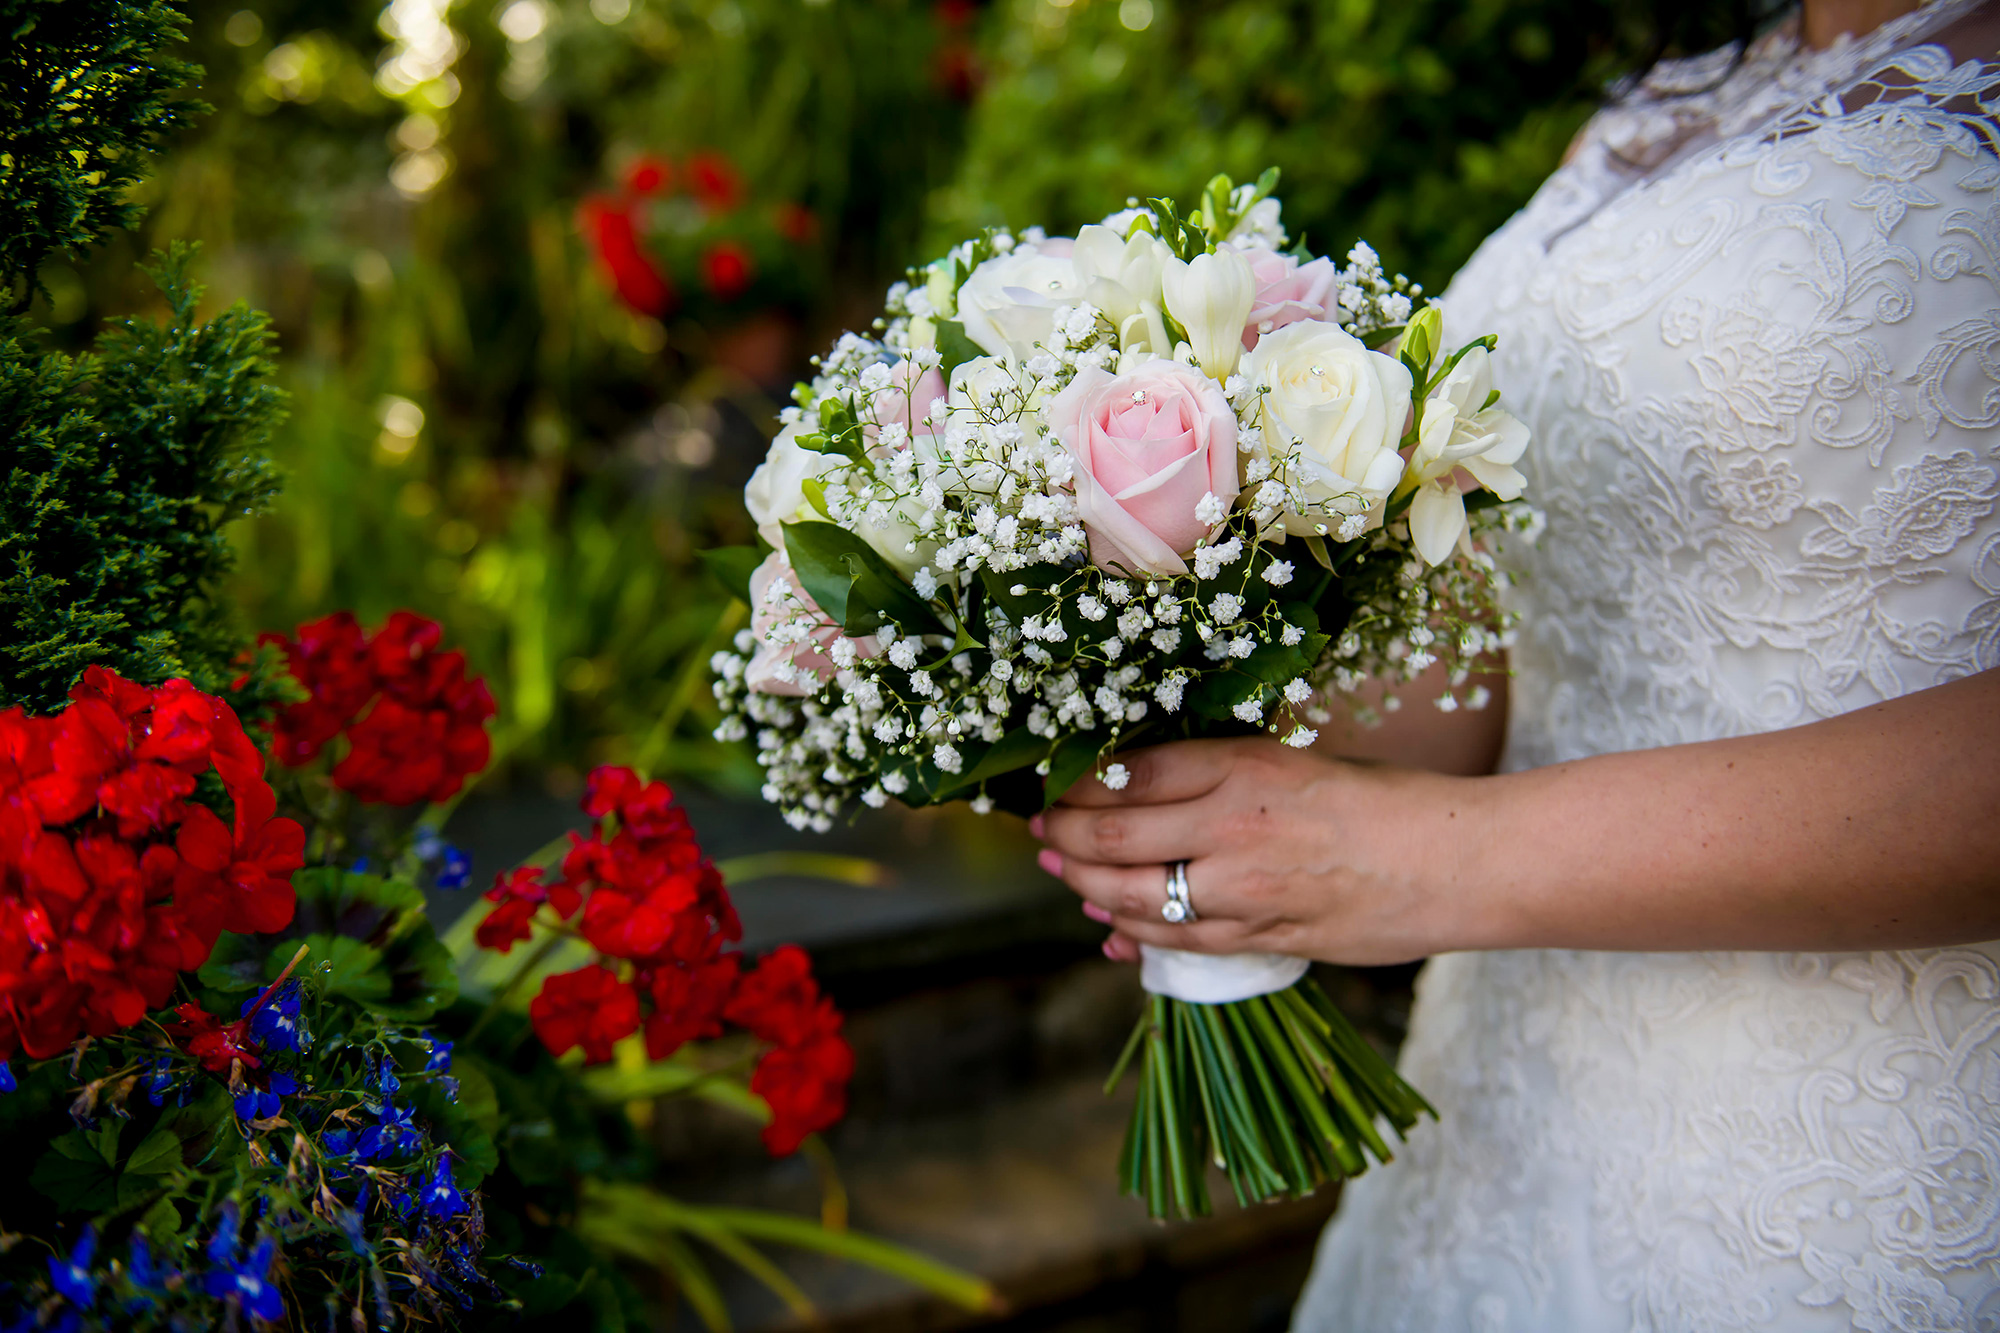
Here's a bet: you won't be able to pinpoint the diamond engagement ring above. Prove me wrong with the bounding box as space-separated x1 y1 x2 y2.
1162 861 1197 924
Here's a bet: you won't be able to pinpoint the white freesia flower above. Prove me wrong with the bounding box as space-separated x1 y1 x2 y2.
1403 345 1529 564
1072 224 1174 355
954 240 1085 360
1162 249 1255 379
1239 319 1412 532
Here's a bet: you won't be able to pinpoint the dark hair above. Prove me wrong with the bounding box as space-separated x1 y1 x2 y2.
1615 0 1797 98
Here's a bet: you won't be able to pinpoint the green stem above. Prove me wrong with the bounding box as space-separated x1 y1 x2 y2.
463 928 568 1043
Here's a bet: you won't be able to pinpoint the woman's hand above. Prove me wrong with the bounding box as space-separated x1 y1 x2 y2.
1035 671 2000 963
1030 738 1504 966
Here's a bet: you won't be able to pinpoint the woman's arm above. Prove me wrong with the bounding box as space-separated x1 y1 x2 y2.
1033 668 2000 965
1312 657 1509 776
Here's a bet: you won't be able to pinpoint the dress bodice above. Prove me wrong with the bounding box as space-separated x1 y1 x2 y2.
1297 6 2000 1330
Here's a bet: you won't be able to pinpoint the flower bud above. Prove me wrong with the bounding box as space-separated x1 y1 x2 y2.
1162 249 1255 380
1400 303 1442 375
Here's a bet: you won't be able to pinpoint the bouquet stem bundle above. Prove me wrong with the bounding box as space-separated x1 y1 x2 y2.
1109 978 1433 1219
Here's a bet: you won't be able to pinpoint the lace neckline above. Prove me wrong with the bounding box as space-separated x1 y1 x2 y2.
1591 0 1985 175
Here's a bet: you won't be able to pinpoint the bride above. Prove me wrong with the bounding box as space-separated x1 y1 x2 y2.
1028 0 2000 1328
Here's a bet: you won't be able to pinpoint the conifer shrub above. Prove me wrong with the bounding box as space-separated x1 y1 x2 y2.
0 0 288 714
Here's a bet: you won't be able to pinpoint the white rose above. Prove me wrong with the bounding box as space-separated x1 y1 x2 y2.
1402 345 1529 564
952 239 1084 360
1240 319 1413 534
744 421 840 550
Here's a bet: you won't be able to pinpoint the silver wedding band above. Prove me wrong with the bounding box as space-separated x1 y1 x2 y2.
1162 860 1196 924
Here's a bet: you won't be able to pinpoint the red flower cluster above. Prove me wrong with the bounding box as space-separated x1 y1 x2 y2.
582 150 815 322
0 668 304 1060
484 765 851 1154
262 611 495 807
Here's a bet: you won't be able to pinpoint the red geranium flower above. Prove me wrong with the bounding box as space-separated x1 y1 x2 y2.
489 765 850 1154
265 612 494 808
529 964 641 1063
752 1031 853 1155
0 669 302 1061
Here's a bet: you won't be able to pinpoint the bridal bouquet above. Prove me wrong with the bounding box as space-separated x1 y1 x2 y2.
707 171 1532 1218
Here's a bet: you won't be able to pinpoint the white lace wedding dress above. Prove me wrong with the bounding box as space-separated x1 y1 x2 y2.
1294 5 2000 1330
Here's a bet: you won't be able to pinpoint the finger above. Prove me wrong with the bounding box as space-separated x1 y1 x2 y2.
1040 850 1180 921
1058 739 1247 808
1100 914 1263 955
1102 931 1140 963
1040 799 1213 866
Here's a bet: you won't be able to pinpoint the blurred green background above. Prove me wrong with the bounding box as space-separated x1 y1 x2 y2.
32 0 1665 798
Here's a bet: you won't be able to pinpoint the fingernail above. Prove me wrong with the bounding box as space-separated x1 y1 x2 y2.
1082 902 1111 923
1028 814 1045 839
1102 939 1119 959
1036 848 1062 877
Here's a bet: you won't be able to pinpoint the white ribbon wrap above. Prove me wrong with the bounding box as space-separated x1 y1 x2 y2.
1139 944 1310 1004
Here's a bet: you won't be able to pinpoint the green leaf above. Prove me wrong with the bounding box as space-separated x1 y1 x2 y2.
31 1142 119 1213
30 1121 179 1214
286 934 392 1007
697 545 763 604
125 1124 182 1178
932 319 983 377
781 520 943 636
954 725 1046 790
579 1182 997 1315
1041 731 1105 808
137 1194 182 1244
976 564 1060 624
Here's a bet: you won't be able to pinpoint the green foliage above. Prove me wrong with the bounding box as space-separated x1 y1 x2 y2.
0 245 289 715
0 0 205 313
932 0 1639 285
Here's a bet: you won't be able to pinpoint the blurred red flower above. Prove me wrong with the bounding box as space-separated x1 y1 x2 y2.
528 964 640 1065
580 196 675 317
624 154 673 197
702 241 754 302
687 152 744 213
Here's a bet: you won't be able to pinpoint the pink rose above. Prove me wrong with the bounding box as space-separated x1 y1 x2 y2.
872 361 946 440
745 553 881 696
1235 244 1338 351
1049 359 1239 576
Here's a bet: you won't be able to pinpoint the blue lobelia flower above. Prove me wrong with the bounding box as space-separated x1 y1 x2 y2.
233 1088 281 1124
203 1234 282 1323
417 1157 468 1220
321 1126 358 1158
372 1053 401 1096
127 1234 173 1292
241 979 309 1054
434 844 472 890
207 1201 242 1267
0 1060 15 1094
356 1100 422 1162
424 1040 452 1074
350 855 371 874
46 1227 96 1306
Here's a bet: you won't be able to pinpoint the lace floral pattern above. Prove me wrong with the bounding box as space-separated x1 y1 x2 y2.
1297 5 2000 1330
